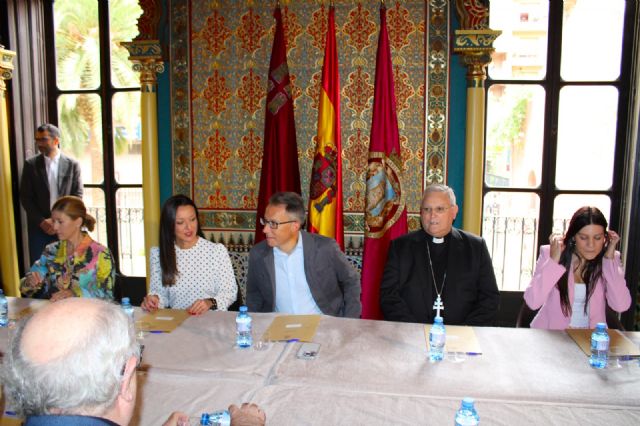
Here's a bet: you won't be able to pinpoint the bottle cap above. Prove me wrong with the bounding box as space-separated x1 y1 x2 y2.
122 297 130 304
240 305 248 312
462 397 475 408
434 316 443 324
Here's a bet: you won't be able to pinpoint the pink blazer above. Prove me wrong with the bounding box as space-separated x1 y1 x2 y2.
523 245 631 330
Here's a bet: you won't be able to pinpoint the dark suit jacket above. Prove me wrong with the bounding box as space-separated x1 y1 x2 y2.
20 153 83 227
246 231 362 318
380 228 499 325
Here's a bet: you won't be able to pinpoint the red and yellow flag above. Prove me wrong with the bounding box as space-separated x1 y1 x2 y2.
360 5 408 319
255 5 301 244
308 5 343 250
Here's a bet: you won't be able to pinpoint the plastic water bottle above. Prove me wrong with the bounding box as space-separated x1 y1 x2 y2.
455 397 480 425
121 297 135 322
236 305 252 348
589 322 609 369
429 316 445 362
0 289 8 327
199 410 230 426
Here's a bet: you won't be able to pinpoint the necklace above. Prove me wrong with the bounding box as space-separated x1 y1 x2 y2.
426 241 446 318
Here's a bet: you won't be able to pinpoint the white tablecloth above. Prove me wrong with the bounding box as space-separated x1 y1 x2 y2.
1 298 639 425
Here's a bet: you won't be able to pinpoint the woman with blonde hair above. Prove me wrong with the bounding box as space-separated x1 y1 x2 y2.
21 195 115 301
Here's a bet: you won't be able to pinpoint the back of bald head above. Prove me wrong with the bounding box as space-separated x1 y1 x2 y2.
21 298 103 365
1 298 139 417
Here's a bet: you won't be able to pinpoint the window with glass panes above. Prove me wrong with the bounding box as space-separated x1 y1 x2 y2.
483 0 632 291
46 0 145 278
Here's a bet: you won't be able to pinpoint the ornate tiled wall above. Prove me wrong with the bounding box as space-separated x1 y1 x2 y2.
170 0 450 241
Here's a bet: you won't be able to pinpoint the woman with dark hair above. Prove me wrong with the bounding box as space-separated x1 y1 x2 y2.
524 206 631 329
141 194 237 314
21 196 115 301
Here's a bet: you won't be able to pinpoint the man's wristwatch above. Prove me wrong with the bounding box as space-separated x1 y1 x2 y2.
208 298 217 310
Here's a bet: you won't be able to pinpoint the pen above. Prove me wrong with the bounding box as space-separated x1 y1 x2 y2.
287 338 299 343
466 352 481 356
149 330 164 334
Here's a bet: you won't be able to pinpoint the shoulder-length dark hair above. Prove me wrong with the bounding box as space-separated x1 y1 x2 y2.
159 194 204 286
557 206 608 316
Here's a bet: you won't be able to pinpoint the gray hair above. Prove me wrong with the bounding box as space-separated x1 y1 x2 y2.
1 300 139 417
268 191 306 225
423 184 457 206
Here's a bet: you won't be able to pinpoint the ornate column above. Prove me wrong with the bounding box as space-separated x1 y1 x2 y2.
0 45 20 296
453 1 500 235
122 39 164 288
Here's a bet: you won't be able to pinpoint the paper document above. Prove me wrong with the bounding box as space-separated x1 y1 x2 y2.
263 315 321 342
137 309 190 333
424 324 482 354
567 328 640 357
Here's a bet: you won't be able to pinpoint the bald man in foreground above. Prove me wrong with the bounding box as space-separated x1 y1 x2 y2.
1 298 266 426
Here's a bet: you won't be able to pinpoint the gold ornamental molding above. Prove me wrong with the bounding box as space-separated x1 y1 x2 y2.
453 29 501 86
0 45 16 90
121 40 164 91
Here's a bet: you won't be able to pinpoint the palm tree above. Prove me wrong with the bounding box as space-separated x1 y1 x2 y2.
54 0 142 183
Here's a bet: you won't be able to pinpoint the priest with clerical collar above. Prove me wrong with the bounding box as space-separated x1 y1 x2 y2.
379 184 500 325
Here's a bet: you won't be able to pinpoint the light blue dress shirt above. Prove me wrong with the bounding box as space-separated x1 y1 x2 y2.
273 235 322 315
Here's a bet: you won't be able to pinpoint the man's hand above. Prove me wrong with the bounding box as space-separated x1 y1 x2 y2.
39 218 55 235
230 403 266 426
161 411 189 426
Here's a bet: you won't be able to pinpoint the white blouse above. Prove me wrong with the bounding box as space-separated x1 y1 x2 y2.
149 237 237 310
569 283 589 328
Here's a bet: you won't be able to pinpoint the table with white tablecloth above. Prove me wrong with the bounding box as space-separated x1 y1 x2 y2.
1 298 639 425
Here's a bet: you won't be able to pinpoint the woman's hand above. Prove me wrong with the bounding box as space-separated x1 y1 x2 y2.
24 271 43 289
187 299 214 315
50 288 74 302
141 295 160 312
604 230 620 259
549 233 565 263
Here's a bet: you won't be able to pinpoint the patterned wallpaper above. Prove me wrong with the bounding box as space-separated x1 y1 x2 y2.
170 0 450 241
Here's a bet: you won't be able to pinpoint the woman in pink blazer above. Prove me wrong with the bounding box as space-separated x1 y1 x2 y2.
524 206 631 329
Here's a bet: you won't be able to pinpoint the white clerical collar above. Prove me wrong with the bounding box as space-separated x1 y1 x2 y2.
432 236 444 244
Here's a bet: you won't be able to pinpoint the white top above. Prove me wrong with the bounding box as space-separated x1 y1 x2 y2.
44 151 61 208
149 237 237 310
569 283 589 328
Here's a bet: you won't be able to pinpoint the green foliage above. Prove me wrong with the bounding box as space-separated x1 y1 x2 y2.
489 91 531 151
53 0 142 158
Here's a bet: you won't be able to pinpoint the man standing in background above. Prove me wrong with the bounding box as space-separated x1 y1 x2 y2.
20 123 83 264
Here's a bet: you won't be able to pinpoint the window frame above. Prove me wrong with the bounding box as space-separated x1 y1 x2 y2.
484 0 638 328
43 0 145 290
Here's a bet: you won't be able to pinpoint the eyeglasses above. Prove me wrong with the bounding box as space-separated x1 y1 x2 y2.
35 137 51 143
421 206 452 215
260 218 297 229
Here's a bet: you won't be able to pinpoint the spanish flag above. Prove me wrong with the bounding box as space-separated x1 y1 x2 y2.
308 5 344 250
